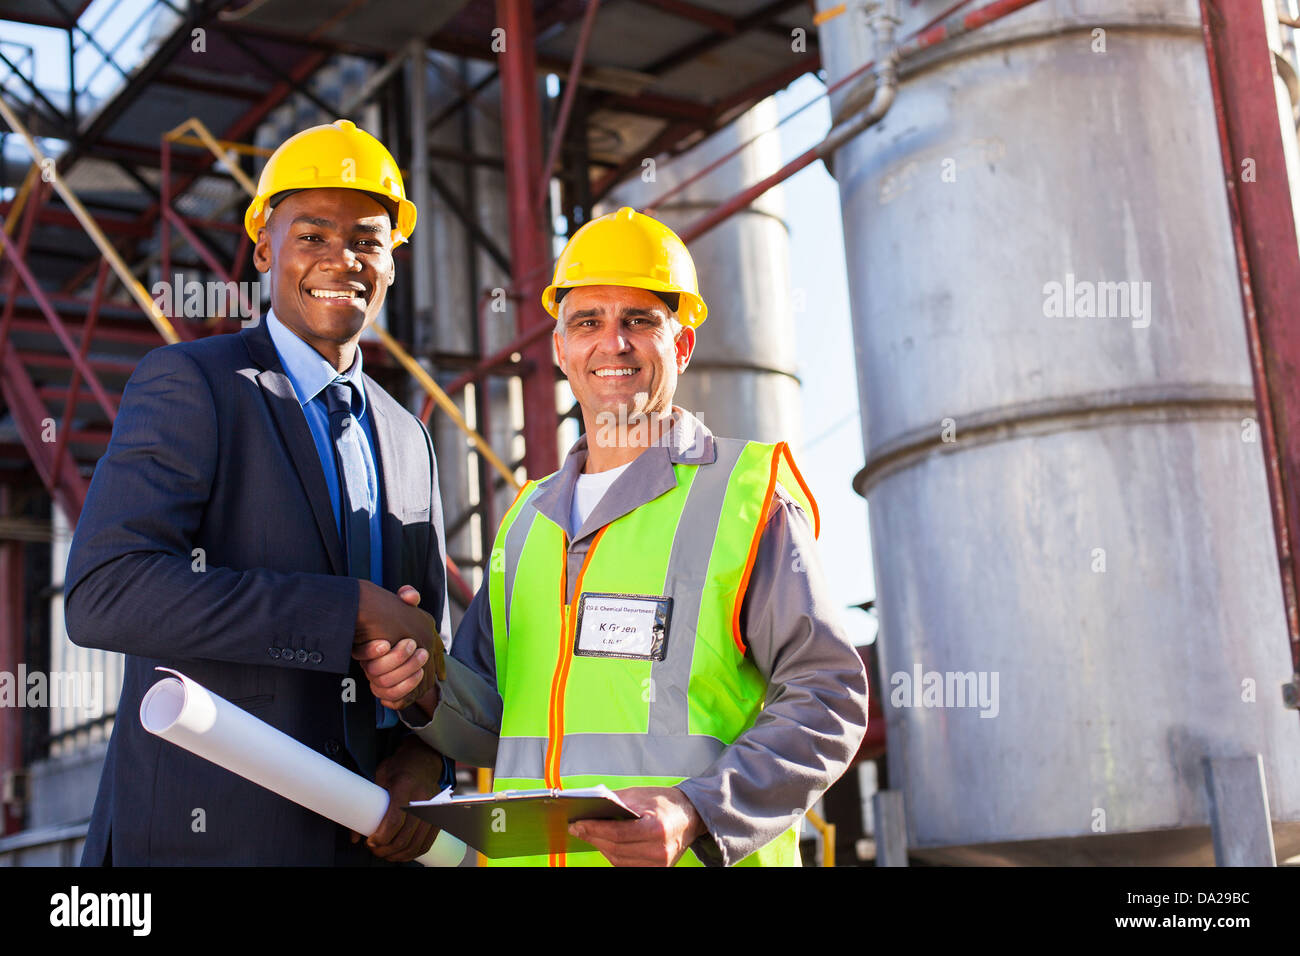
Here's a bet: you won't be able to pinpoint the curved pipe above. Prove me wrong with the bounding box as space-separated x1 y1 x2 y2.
818 8 901 167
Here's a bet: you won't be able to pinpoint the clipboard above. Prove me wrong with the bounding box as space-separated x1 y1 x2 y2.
405 786 640 859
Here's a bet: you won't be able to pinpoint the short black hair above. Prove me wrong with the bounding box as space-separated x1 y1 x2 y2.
268 188 395 225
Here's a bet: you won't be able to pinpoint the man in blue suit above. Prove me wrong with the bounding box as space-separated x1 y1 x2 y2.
64 120 451 865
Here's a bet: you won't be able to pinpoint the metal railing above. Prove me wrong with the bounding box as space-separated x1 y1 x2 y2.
805 808 837 867
0 96 180 343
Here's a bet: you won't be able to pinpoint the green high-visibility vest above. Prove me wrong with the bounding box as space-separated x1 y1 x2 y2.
486 437 820 867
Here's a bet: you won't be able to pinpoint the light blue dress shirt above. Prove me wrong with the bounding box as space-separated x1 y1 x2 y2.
266 309 384 586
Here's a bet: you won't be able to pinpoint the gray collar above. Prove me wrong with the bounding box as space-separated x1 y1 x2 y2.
530 406 717 543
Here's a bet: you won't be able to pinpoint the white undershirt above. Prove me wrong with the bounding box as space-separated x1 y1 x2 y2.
570 460 633 537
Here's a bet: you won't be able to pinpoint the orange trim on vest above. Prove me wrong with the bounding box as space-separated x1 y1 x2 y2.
731 445 782 656
505 479 533 516
778 441 820 538
544 526 608 866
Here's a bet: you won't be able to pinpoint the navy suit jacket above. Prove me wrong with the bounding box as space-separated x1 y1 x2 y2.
64 318 450 865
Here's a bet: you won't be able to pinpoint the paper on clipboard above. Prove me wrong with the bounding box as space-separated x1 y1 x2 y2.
405 785 640 859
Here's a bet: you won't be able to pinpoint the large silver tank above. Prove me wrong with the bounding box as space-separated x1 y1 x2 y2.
818 0 1300 863
607 99 802 447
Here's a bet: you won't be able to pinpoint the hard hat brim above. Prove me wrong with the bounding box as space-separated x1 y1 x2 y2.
542 275 707 327
244 184 416 246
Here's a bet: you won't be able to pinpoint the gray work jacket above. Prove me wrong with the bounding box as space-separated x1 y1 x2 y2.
408 407 869 865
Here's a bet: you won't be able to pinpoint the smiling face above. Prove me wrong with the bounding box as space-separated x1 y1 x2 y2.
253 187 395 370
553 284 695 434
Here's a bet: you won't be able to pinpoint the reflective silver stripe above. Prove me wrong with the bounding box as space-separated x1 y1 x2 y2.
503 500 540 639
495 735 547 779
495 733 728 780
648 438 749 738
561 732 726 778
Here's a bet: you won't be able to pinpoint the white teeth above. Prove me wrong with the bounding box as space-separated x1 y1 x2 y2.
309 289 358 299
594 368 637 377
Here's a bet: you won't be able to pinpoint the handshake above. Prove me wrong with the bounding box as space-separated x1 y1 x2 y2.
351 580 445 717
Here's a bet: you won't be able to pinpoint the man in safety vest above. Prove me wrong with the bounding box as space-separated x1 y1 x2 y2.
358 207 869 866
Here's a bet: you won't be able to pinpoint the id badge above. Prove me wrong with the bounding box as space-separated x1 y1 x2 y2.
573 592 672 661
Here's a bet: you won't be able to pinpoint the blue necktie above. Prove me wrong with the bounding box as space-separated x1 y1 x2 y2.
324 380 393 778
325 380 372 580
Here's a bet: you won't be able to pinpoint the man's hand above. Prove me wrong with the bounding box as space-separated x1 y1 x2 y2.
352 737 444 862
352 581 444 709
567 786 707 867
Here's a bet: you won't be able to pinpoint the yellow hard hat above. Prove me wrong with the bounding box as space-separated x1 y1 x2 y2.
542 206 707 327
244 119 417 246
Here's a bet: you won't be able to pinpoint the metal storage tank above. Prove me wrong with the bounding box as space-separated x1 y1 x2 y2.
817 0 1300 863
607 98 802 447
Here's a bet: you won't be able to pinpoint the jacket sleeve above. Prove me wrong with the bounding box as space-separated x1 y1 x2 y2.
674 485 870 866
416 418 453 648
400 418 459 781
63 345 358 673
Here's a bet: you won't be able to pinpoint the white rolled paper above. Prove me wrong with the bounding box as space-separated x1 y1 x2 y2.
140 667 465 867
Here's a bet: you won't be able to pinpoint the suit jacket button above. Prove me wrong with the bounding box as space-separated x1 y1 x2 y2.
325 739 340 756
296 649 309 663
278 648 293 659
308 651 323 664
268 647 280 659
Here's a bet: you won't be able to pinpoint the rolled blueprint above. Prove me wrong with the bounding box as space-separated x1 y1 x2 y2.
140 667 465 867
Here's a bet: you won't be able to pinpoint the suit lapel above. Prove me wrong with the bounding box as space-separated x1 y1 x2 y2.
364 374 406 590
241 322 346 576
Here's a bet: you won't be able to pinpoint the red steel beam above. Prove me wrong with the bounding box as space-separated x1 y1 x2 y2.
0 346 89 520
8 206 154 239
536 0 602 212
51 260 110 488
909 0 1033 48
230 231 251 282
444 310 553 399
0 486 24 835
475 294 498 541
1201 0 1300 689
13 320 161 346
630 0 738 34
603 91 713 123
0 180 47 362
161 206 255 319
444 556 476 609
0 228 119 422
680 148 818 243
17 352 138 375
497 0 559 478
162 134 173 291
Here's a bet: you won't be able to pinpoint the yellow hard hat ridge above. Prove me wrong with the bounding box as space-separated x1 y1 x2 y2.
244 119 417 246
542 206 708 327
